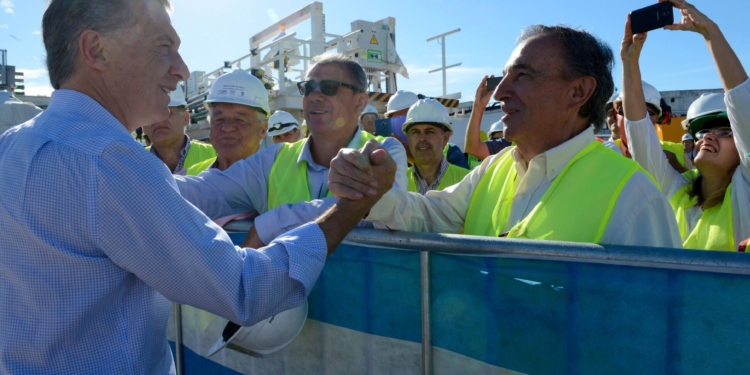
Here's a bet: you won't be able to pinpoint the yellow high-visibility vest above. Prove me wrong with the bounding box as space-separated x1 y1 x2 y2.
267 132 387 210
464 141 645 242
186 157 216 176
669 175 735 251
147 140 216 172
406 163 470 194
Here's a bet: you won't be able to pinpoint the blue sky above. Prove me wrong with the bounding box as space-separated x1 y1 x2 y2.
1 0 747 100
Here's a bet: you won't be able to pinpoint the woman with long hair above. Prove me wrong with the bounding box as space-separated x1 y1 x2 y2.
620 0 750 250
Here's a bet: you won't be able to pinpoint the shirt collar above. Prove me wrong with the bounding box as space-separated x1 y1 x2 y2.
297 127 362 170
46 89 132 138
511 127 595 180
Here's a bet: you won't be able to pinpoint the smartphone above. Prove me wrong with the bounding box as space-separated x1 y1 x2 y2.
374 118 393 138
630 2 674 34
486 76 503 92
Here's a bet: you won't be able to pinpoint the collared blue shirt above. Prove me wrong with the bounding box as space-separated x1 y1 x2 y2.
0 90 327 374
174 127 408 244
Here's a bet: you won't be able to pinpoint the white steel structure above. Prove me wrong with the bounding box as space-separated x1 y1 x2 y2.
184 1 408 140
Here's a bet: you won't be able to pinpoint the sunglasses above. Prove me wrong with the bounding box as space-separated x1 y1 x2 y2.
297 80 360 96
695 127 733 140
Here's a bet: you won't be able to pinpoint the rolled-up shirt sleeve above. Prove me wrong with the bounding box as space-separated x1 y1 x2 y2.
253 136 408 244
624 116 685 197
97 143 326 326
725 78 750 185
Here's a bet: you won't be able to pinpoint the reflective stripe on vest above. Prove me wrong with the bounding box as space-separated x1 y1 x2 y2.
186 157 216 176
183 141 217 170
406 163 471 194
267 132 387 210
669 180 735 251
464 141 642 242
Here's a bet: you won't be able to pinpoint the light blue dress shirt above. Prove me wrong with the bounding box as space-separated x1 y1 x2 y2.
0 90 327 374
174 128 407 244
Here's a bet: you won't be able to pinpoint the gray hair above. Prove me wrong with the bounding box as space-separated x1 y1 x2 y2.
42 0 172 90
518 25 615 131
305 53 368 93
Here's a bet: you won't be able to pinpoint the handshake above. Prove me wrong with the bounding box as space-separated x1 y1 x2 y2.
329 139 398 207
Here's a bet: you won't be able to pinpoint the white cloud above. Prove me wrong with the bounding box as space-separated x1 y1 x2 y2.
23 82 55 97
32 30 41 36
0 23 8 29
1 0 13 14
18 68 48 80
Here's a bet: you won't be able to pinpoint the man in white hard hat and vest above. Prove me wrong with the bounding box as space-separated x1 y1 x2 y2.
681 133 695 170
174 53 407 246
267 110 301 144
404 98 470 195
387 89 470 169
328 25 682 247
360 104 378 135
186 69 269 175
143 85 215 174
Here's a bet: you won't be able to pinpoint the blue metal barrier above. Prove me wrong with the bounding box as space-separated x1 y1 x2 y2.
169 223 750 375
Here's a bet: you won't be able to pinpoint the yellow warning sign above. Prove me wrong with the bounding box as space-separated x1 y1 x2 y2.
370 35 378 45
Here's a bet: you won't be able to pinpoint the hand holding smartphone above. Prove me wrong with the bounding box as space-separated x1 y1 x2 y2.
630 1 674 34
486 76 502 92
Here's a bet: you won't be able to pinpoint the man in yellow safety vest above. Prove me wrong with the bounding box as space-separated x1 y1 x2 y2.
143 85 215 174
328 25 682 247
175 53 407 246
404 98 470 194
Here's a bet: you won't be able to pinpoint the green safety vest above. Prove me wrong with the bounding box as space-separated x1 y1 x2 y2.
669 172 735 251
406 163 470 194
147 140 216 172
267 132 387 210
467 154 482 169
464 141 644 242
186 157 216 176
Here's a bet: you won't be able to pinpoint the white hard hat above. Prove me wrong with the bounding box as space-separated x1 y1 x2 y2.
489 120 504 135
207 300 308 358
204 69 270 117
169 85 188 107
267 110 299 137
385 90 419 116
607 92 619 105
681 133 694 142
402 98 452 133
681 93 727 134
361 104 378 118
616 81 661 115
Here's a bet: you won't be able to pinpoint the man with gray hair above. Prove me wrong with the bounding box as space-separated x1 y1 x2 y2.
0 1 394 373
174 53 407 247
329 25 682 247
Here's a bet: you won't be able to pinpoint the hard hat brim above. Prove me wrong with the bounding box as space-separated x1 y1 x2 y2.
402 121 452 134
268 125 299 137
688 112 728 135
204 99 270 118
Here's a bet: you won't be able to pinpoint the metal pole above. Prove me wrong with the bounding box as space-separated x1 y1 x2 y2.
420 251 432 375
441 38 446 96
173 303 184 375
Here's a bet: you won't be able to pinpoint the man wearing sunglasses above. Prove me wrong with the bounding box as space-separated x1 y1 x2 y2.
174 53 407 247
329 25 681 248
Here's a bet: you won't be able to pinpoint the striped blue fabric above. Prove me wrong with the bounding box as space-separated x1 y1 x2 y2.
0 90 327 374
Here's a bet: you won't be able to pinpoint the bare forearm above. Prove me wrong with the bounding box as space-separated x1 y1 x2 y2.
464 103 490 159
703 23 748 91
315 199 372 257
622 61 647 121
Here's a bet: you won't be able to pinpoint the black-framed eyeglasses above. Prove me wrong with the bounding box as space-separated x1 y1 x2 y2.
297 80 360 96
695 127 733 140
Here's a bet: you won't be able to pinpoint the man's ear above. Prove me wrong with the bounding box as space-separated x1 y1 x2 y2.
182 110 190 124
260 119 268 137
355 92 369 114
569 76 597 112
79 30 110 72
